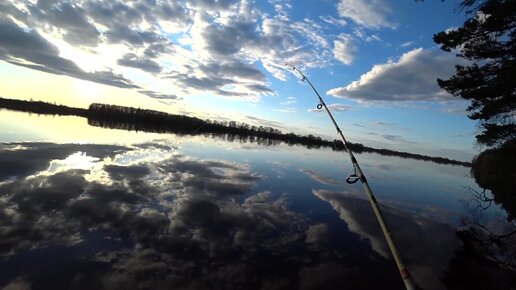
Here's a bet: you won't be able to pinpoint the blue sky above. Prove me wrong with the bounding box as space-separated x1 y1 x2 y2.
0 0 478 161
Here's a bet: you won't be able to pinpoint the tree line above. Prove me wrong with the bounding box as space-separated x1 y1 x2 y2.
0 97 88 116
0 97 471 166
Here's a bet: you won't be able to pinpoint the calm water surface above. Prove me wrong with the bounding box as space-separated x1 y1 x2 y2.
0 111 511 290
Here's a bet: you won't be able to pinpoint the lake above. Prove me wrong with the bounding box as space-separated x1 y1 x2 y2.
0 110 512 290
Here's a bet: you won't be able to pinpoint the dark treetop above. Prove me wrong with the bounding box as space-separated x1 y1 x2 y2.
434 0 516 147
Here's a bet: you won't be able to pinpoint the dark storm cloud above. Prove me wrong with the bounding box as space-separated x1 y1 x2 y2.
0 19 139 89
117 53 162 73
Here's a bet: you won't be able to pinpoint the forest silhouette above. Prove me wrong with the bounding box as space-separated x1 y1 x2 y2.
0 97 471 166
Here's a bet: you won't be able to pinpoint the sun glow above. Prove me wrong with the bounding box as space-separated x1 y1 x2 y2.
73 79 103 99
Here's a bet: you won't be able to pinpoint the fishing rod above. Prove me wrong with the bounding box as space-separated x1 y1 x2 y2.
286 64 416 290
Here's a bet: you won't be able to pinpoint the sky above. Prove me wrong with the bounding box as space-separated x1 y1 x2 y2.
0 0 480 161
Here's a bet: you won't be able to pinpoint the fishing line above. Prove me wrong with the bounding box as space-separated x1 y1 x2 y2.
286 63 416 290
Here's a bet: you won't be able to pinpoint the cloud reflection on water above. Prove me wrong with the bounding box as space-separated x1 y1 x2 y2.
1 142 399 289
299 169 342 186
313 189 458 290
0 141 473 290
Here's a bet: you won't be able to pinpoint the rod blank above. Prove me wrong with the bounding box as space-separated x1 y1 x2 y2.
287 64 416 290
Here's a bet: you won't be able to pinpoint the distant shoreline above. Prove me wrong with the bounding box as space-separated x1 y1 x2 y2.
0 97 472 167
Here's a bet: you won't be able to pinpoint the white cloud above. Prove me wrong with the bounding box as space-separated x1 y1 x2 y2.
365 34 381 42
268 0 292 20
332 34 356 65
337 0 395 29
353 27 381 42
319 15 346 27
308 103 351 113
276 96 298 113
251 17 332 71
291 18 329 49
274 108 298 113
381 134 417 144
373 121 395 127
400 41 415 47
300 169 341 185
1 0 336 103
312 187 460 290
280 96 297 105
327 48 465 102
439 101 469 115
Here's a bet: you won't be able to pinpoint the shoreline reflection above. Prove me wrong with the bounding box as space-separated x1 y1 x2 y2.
0 140 508 290
0 142 401 289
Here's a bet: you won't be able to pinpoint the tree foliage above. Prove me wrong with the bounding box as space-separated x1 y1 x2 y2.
433 0 516 147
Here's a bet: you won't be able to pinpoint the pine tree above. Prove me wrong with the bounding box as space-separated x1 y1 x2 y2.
433 0 516 147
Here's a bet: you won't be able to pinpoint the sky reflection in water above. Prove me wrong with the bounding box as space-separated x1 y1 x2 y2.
0 113 508 290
